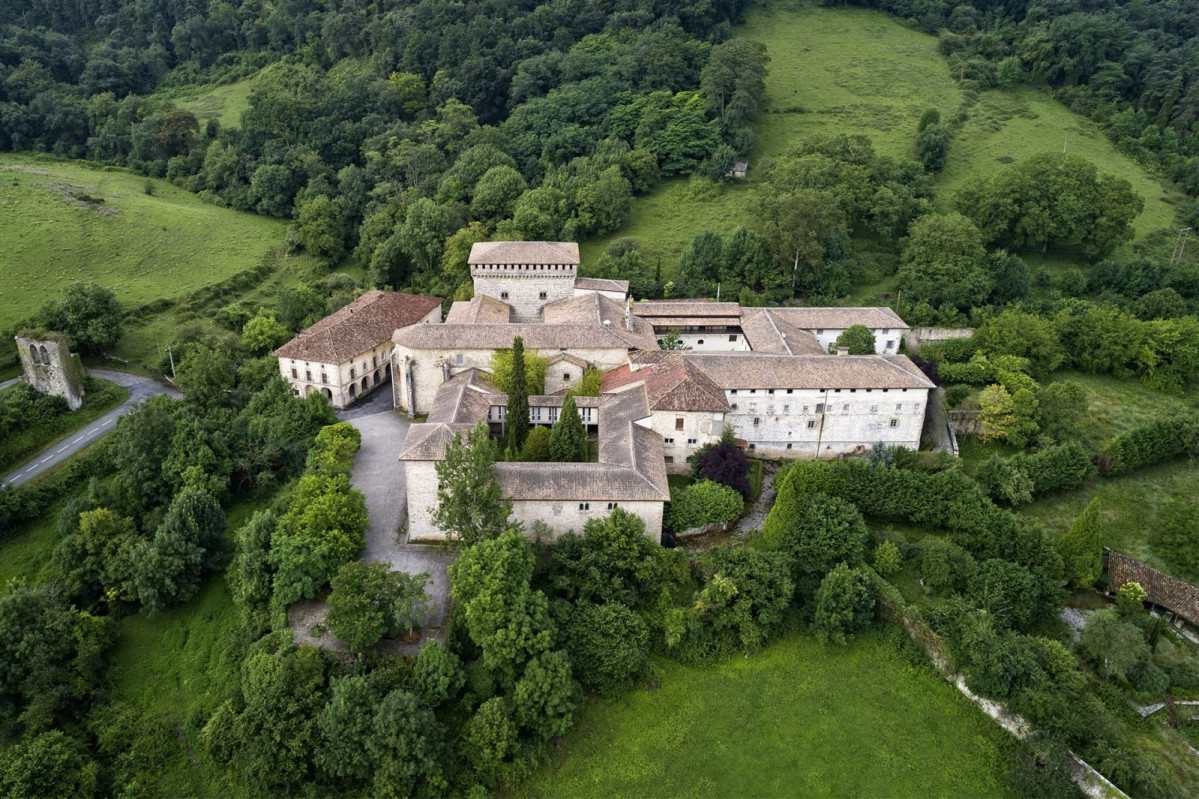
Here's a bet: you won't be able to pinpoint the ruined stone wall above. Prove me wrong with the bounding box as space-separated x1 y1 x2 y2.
15 334 86 410
1107 550 1199 626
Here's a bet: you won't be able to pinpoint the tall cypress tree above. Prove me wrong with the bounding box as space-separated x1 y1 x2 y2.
550 395 587 462
506 336 530 454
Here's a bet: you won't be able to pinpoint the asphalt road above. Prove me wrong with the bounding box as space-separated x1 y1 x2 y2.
1 369 181 488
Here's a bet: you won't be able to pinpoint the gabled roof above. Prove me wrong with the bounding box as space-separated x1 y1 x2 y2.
633 300 743 319
274 290 441 364
601 353 729 413
739 309 827 355
445 295 511 324
574 277 630 293
676 352 935 390
469 241 579 265
746 306 909 330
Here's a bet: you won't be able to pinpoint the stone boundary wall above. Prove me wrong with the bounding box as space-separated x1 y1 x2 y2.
948 408 982 437
674 520 734 539
1107 550 1199 626
874 581 1129 799
904 327 974 351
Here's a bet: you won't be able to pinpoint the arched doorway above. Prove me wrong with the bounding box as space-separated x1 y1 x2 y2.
38 345 49 363
304 384 317 396
321 387 332 401
362 377 369 392
349 383 358 398
28 344 40 364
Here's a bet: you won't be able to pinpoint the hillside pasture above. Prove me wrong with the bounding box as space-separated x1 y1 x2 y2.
172 74 258 130
0 154 291 327
519 632 1018 798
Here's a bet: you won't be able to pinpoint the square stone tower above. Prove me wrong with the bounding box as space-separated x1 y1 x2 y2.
15 333 86 410
468 241 579 322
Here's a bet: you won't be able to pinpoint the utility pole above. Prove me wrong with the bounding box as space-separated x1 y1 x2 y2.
167 342 176 380
1171 227 1192 266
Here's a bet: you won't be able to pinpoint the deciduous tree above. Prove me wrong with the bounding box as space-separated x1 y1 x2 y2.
432 423 511 547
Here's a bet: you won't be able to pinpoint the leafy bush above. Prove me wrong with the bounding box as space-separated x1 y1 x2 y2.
1098 416 1199 475
326 561 431 651
976 442 1096 505
682 547 793 656
562 602 649 695
548 508 664 611
774 492 868 599
667 479 743 532
812 563 875 645
691 439 752 499
919 538 976 594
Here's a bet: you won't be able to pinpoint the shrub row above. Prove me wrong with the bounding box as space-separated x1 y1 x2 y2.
1098 416 1199 476
666 479 743 532
976 442 1097 505
766 459 1058 572
0 442 113 540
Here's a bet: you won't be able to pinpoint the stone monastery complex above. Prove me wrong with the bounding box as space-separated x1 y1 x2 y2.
276 241 934 543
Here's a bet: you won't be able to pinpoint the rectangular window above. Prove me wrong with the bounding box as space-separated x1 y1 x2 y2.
291 368 297 379
887 340 895 349
748 444 756 451
896 403 903 411
842 404 849 412
753 417 760 427
768 389 775 395
889 419 898 428
539 291 548 300
871 404 879 413
455 354 464 366
880 328 890 335
915 403 922 411
665 456 674 464
728 334 737 342
321 373 328 384
664 437 674 444
675 418 685 430
730 389 737 395
685 456 693 463
687 438 697 445
563 373 570 381
807 420 816 429
816 328 823 335
787 443 793 450
783 405 790 413
500 291 509 300
697 339 704 345
350 367 356 379
786 389 793 394
578 502 590 511
607 502 619 510
803 405 810 413
730 403 738 410
306 370 312 381
815 403 825 413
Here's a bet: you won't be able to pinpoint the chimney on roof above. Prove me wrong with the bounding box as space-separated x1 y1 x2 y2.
837 346 849 356
626 297 634 332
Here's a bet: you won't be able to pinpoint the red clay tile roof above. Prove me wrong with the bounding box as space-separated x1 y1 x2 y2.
602 353 730 413
274 290 442 363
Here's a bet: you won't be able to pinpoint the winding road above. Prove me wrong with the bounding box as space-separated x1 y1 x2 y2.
1 369 181 488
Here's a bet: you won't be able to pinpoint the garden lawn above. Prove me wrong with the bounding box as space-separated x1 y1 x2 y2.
0 377 127 473
0 154 290 326
519 631 1019 798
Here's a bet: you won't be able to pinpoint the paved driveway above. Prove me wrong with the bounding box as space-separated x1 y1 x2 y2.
349 408 454 631
2 369 181 488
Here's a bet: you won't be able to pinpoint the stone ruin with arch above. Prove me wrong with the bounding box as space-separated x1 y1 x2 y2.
15 332 87 410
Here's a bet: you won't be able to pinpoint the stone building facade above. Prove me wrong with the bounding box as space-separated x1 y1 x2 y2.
469 241 580 322
274 290 442 409
15 333 86 410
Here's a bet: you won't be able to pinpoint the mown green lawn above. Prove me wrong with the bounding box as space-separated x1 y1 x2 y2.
0 154 291 326
518 631 1018 798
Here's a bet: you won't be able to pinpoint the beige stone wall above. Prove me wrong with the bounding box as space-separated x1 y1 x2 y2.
724 386 928 458
544 360 586 395
810 327 902 355
405 460 664 543
16 335 86 410
471 265 576 322
647 409 725 473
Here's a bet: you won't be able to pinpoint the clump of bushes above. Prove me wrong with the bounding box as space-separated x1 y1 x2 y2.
1098 416 1199 476
976 442 1096 505
666 479 743 532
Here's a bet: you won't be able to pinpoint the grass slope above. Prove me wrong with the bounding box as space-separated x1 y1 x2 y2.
0 154 289 326
173 74 258 130
583 3 1174 275
519 632 1018 798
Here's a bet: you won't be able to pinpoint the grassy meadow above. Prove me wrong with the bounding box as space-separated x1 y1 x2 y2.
0 154 291 327
583 3 1177 278
172 73 258 130
519 631 1018 798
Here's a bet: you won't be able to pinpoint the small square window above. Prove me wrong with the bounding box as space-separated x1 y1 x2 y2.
807 420 816 429
563 373 570 381
816 328 824 335
881 328 890 335
803 405 810 413
665 455 675 464
895 403 903 411
871 404 879 412
887 340 896 349
500 291 509 300
675 418 685 430
578 502 590 511
786 443 793 449
687 438 697 445
728 334 737 342
815 403 825 413
607 502 619 510
730 403 738 410
786 389 793 394
685 456 693 463
664 437 675 444
455 354 464 366
748 443 756 451
539 291 548 300
783 404 790 413
915 403 922 411
753 417 760 427
697 339 704 345
889 419 898 428
730 389 738 395
768 389 775 395
842 404 849 412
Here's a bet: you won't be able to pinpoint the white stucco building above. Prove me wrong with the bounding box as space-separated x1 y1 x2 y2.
274 290 442 409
